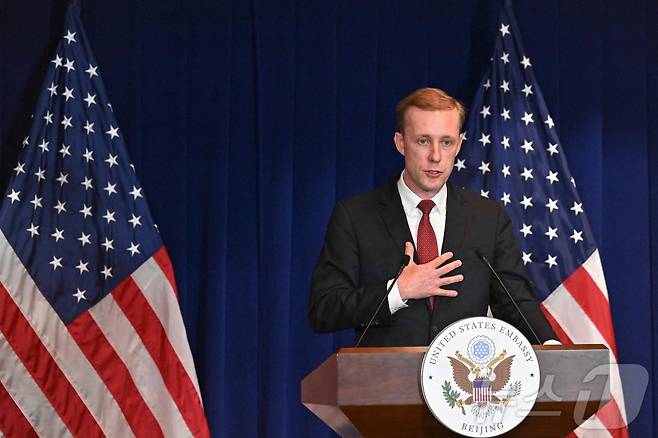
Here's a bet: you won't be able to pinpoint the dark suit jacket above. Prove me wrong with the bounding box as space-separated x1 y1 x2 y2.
308 177 556 346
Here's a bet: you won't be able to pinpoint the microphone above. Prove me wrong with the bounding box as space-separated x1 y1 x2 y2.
354 254 411 348
475 249 542 345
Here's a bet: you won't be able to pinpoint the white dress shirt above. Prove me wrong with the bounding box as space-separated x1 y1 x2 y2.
388 171 447 314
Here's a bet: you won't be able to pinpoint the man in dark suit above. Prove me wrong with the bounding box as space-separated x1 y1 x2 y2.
308 88 556 347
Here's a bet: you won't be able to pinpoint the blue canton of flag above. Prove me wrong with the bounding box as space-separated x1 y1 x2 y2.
0 3 159 325
451 3 594 301
451 1 628 434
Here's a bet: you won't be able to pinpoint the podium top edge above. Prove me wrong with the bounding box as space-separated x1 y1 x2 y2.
337 344 608 354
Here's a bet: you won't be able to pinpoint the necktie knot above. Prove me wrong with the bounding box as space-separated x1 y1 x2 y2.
417 199 435 215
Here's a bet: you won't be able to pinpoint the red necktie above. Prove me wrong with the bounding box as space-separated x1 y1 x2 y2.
417 200 438 310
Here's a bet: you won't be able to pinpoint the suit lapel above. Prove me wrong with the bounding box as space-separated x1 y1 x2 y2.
441 184 469 256
378 178 415 261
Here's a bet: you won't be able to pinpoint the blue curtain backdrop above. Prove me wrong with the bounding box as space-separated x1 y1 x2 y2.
1 0 657 436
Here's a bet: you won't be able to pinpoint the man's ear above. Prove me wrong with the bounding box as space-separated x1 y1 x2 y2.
394 132 405 156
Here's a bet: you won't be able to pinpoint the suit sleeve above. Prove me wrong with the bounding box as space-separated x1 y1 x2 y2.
488 206 558 343
308 202 393 333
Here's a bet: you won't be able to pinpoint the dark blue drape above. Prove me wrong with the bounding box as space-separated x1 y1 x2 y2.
1 0 657 436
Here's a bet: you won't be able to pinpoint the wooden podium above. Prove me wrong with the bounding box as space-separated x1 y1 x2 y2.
302 345 610 437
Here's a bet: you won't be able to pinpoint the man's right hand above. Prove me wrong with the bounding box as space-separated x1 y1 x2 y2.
397 242 463 300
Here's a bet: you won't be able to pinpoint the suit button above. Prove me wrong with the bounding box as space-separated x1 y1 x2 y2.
373 319 381 325
431 326 439 333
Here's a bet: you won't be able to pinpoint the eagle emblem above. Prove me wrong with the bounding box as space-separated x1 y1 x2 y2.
442 336 522 419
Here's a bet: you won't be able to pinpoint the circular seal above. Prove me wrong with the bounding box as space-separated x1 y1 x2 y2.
420 317 540 437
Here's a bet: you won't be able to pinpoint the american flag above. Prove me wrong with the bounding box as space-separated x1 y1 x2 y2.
473 379 492 403
0 2 210 437
451 1 628 436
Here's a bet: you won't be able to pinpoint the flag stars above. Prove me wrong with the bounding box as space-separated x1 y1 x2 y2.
83 121 95 134
500 192 511 205
547 143 559 156
501 164 511 178
34 167 46 181
105 154 119 168
61 115 73 130
81 176 93 190
86 64 99 78
101 238 114 252
56 172 69 186
546 171 559 184
80 204 93 218
520 223 533 237
63 58 75 72
570 229 584 243
59 144 71 157
454 158 466 171
127 242 141 256
103 210 116 224
546 198 559 213
54 200 67 214
480 190 490 198
104 182 118 196
499 23 510 36
522 84 533 97
83 93 97 107
22 136 29 148
480 106 491 118
483 79 491 90
51 54 63 68
500 52 510 64
26 223 40 237
478 161 491 175
106 126 120 139
545 115 555 129
7 189 20 204
571 177 576 187
101 266 113 279
43 111 53 125
78 232 91 246
478 133 491 146
64 30 77 44
14 162 25 175
76 260 89 274
571 201 584 215
545 255 558 269
500 80 510 93
83 149 94 162
520 196 533 210
49 256 63 270
545 227 559 240
129 214 142 228
47 82 58 96
38 139 50 152
521 167 534 181
521 139 534 154
520 56 532 69
30 195 43 210
500 108 511 121
73 288 87 303
63 87 74 101
522 252 532 265
460 132 468 141
521 112 534 125
501 136 511 149
51 228 65 242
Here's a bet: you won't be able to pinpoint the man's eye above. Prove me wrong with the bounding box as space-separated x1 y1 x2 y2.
418 137 430 146
442 140 454 147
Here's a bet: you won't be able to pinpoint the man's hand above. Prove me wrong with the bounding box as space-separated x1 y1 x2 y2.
397 242 463 300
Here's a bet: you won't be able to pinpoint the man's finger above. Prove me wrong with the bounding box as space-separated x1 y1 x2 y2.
436 274 464 287
435 259 462 277
430 251 453 268
432 288 458 297
403 241 417 264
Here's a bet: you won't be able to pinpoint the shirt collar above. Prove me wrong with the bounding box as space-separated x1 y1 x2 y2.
397 170 447 216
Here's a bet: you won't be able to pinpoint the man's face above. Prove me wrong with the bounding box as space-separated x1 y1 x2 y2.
394 106 462 199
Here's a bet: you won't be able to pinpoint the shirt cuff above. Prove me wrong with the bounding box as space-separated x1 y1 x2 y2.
387 279 408 314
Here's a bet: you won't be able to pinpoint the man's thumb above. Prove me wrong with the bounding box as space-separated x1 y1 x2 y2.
404 242 415 259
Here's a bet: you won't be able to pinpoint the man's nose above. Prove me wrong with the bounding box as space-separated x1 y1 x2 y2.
429 143 442 162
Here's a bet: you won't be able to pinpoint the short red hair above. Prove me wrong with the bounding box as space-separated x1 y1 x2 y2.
396 87 466 133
